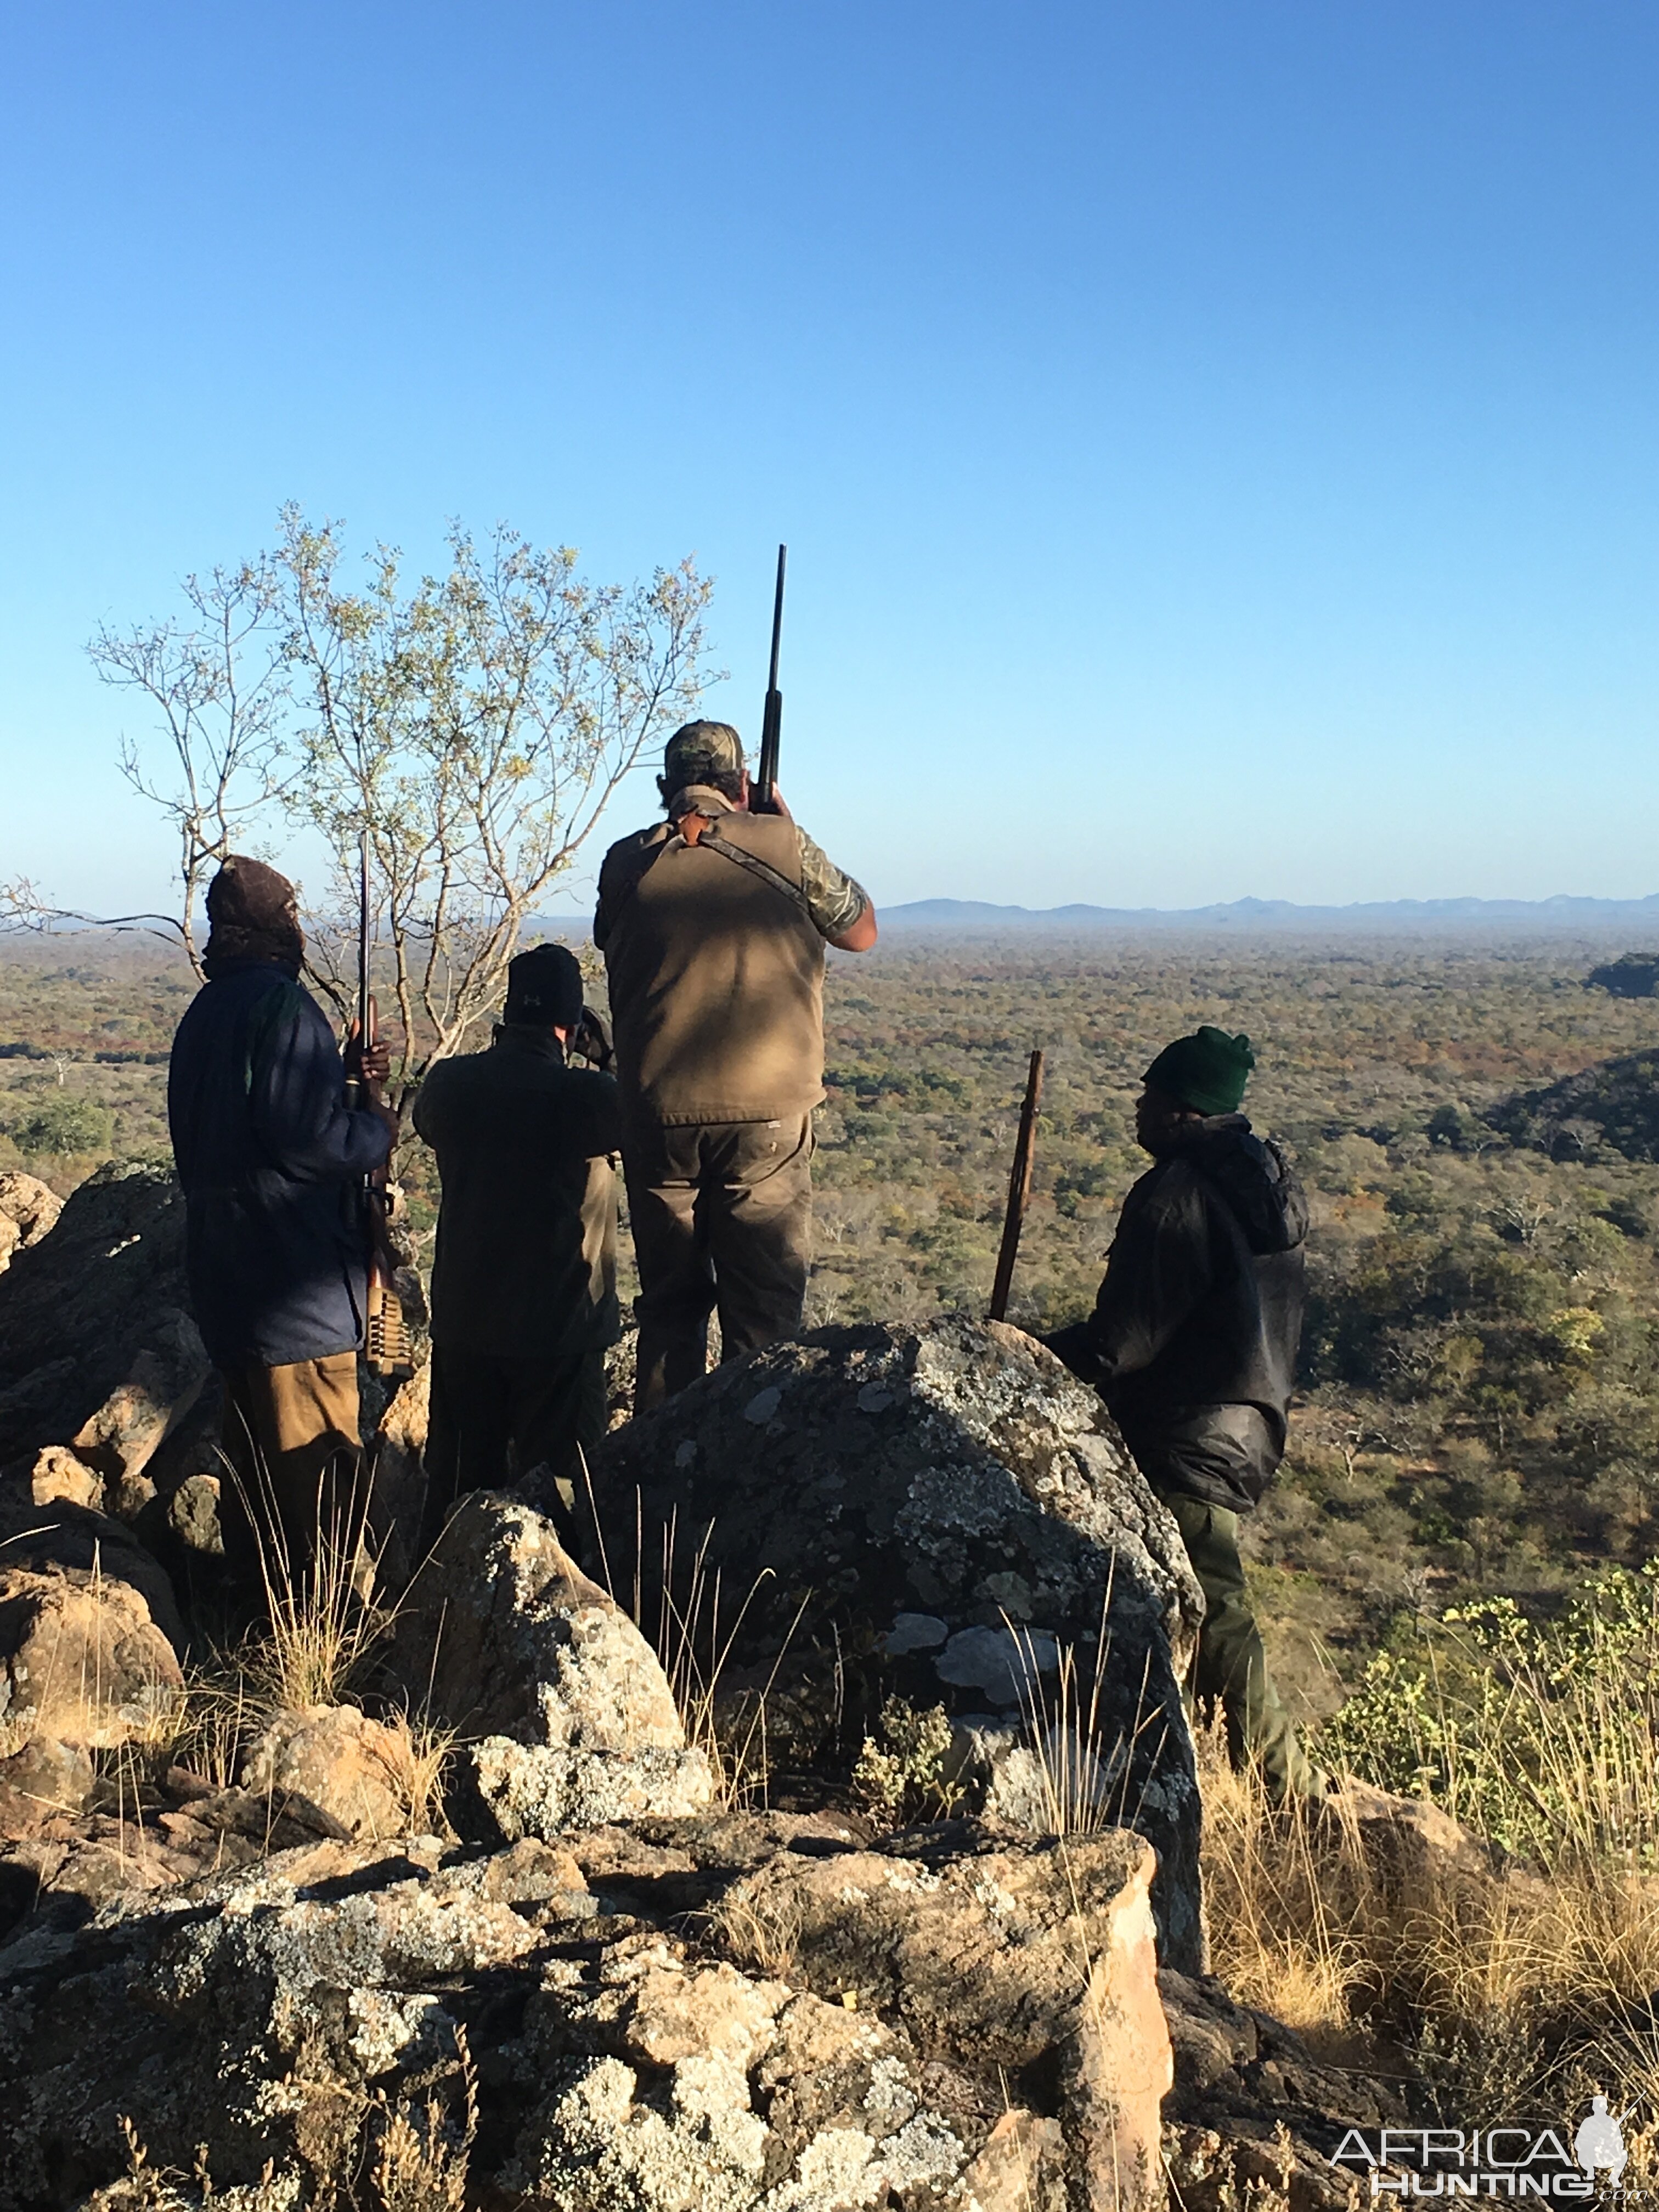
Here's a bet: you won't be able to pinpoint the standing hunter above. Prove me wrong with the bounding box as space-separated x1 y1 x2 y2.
167 856 396 1590
595 720 878 1409
411 944 622 1551
1046 1026 1329 1803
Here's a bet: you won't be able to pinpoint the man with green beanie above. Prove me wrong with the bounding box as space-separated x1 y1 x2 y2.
595 720 877 1410
1046 1026 1328 1803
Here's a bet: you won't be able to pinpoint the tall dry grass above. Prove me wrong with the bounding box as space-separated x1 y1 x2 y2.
1205 1562 1659 2113
579 1457 801 1809
148 1454 454 1836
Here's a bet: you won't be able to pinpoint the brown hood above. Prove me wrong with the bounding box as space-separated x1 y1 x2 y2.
203 855 304 979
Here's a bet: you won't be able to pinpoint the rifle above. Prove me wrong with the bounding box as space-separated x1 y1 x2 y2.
989 1048 1045 1324
752 543 787 812
343 831 413 1381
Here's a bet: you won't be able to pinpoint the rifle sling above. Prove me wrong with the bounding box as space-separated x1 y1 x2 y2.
606 820 815 927
695 825 816 924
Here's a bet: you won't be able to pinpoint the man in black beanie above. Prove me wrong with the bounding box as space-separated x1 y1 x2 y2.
1046 1026 1327 1802
412 944 622 1549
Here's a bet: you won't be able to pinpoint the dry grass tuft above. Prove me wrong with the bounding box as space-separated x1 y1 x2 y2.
709 1883 805 1980
1001 1560 1174 1840
582 1463 801 1812
374 1707 458 1838
242 1468 391 1714
368 2023 477 2212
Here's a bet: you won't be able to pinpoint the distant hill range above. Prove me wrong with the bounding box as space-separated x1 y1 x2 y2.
882 894 1659 935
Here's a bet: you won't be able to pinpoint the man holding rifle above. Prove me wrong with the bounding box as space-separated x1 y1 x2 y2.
167 856 396 1593
595 716 877 1409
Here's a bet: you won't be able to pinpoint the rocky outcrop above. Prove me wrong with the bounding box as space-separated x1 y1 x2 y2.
390 1493 714 1843
0 1563 183 1750
0 1173 60 1274
239 1705 411 1842
0 1812 1166 2212
593 1316 1207 1969
0 1491 186 1654
0 1163 207 1491
0 1737 95 1832
1161 1969 1402 2211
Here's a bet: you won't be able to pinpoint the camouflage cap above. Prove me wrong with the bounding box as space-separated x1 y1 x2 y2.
664 719 745 787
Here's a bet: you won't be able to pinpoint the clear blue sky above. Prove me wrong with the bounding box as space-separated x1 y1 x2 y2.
3 2 1656 914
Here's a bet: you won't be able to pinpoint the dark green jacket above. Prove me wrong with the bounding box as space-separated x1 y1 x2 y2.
413 1026 622 1361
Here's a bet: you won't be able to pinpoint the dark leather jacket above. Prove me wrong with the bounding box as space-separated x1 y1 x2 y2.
1047 1115 1308 1512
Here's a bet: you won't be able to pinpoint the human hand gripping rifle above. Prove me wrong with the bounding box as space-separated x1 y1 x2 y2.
752 543 787 814
342 832 413 1381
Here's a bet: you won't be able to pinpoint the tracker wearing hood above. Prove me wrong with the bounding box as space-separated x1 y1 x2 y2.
168 856 393 1590
1047 1026 1327 1802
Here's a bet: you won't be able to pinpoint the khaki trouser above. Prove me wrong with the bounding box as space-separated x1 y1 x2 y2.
219 1353 364 1588
423 1344 607 1554
1159 1491 1329 1804
623 1116 814 1412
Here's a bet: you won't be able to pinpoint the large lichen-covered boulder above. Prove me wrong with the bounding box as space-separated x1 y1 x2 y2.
388 1491 714 1842
0 1813 1166 2211
592 1316 1207 1970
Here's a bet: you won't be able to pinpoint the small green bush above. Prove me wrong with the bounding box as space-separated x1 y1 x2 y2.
10 1095 116 1155
1322 1562 1659 1865
852 1697 960 1825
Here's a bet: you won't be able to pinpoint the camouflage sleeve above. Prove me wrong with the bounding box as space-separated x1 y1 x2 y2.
794 827 871 940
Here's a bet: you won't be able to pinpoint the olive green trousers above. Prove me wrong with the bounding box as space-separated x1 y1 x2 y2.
623 1115 814 1412
1159 1492 1329 1804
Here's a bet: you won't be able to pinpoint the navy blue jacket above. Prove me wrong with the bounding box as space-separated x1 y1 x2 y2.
167 961 391 1367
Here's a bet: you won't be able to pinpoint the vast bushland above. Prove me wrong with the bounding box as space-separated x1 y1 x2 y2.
5 924 1659 1734
12 922 1659 2126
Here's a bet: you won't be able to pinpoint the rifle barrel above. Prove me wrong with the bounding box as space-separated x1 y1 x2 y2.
768 543 787 690
357 830 371 1039
755 544 787 807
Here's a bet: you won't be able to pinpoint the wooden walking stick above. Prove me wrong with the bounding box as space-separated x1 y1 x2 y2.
989 1047 1045 1323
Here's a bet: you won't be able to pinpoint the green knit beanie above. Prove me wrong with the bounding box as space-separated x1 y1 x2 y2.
1143 1027 1256 1116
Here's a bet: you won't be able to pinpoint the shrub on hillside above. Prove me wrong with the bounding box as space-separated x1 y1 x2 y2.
9 1095 116 1156
1322 1562 1659 1864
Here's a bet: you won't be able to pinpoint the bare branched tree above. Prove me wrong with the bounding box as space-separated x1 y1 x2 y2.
274 509 714 1106
12 509 716 1097
81 559 294 978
